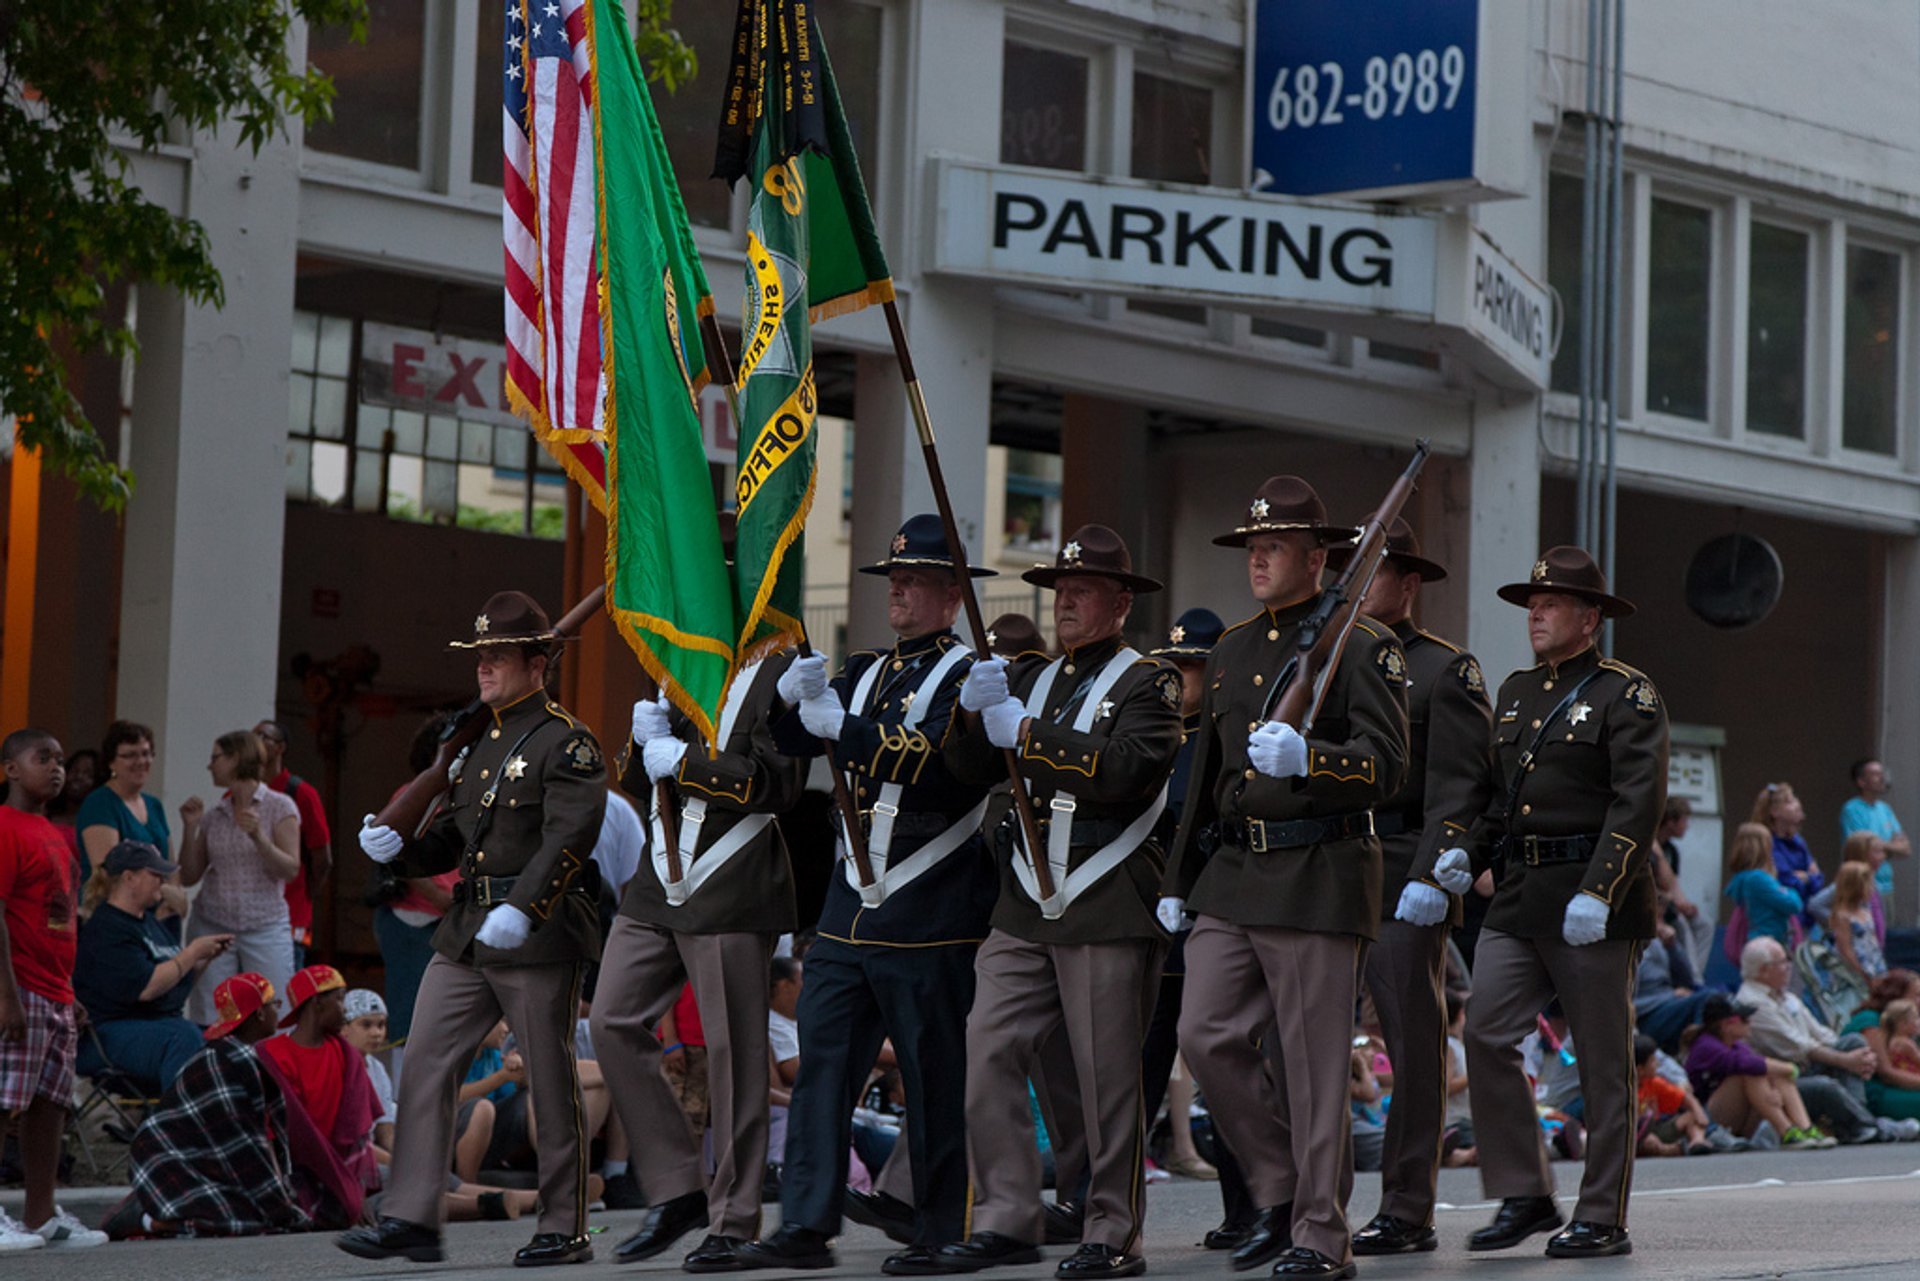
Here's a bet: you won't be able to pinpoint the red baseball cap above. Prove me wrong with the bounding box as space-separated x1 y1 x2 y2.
204 973 276 1040
278 964 347 1027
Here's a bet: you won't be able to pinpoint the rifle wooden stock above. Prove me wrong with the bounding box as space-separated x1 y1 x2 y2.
374 585 609 841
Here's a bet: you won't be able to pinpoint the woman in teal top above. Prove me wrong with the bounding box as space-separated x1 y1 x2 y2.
1724 822 1804 944
1843 971 1920 1120
76 720 173 879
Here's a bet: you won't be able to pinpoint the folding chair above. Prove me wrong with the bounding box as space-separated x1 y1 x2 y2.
67 1019 162 1180
1794 936 1869 1032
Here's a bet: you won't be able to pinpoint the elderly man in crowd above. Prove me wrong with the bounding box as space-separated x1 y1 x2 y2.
1734 936 1917 1143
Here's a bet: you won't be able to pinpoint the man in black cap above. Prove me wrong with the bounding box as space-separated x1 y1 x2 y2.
1423 545 1667 1259
1162 477 1409 1280
739 515 1000 1274
1318 519 1494 1256
340 591 605 1268
928 524 1181 1280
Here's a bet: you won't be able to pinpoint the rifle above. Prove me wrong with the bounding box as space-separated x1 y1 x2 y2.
1258 441 1432 734
375 585 609 840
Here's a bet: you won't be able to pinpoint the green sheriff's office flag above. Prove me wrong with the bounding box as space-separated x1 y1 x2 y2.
586 0 737 744
716 0 895 661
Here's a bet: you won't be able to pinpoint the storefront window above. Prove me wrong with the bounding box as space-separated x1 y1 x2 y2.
1547 172 1583 395
1002 43 1089 172
306 0 427 171
1844 244 1901 456
1647 197 1712 421
1003 449 1063 553
1746 222 1808 439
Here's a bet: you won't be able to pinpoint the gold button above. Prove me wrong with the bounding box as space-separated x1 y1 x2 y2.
1065 664 1076 676
1341 757 1350 766
1521 804 1532 815
509 798 517 807
1527 763 1536 773
1081 754 1090 761
1254 674 1265 686
481 768 490 779
1249 721 1260 733
1530 719 1541 729
1268 629 1280 641
1543 679 1555 691
1566 732 1575 741
892 659 904 670
490 728 501 740
475 851 485 863
1243 768 1256 779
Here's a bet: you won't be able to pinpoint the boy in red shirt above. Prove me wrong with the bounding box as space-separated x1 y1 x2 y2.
1634 1033 1712 1157
0 728 105 1250
258 964 382 1195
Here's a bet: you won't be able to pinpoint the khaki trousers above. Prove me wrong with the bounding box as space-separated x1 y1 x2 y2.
385 954 586 1236
1362 916 1450 1226
1179 916 1365 1264
1464 928 1643 1226
964 930 1163 1251
587 916 774 1238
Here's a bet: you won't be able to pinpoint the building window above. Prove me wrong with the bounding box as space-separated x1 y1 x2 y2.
306 0 428 171
1250 317 1327 349
1131 72 1212 186
1003 449 1063 553
1844 244 1902 456
1646 197 1712 421
1371 341 1441 371
1002 43 1089 171
1547 171 1584 395
471 0 505 187
1746 222 1809 439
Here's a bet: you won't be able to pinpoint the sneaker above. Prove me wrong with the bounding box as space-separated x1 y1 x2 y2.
0 1209 49 1252
32 1206 109 1248
1749 1121 1780 1150
1810 1127 1839 1149
1895 1118 1920 1142
1703 1122 1748 1153
1143 1159 1171 1184
1781 1127 1820 1150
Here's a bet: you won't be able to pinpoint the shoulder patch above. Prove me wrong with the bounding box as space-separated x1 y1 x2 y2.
1456 655 1487 699
1156 668 1183 710
562 733 604 777
1376 640 1408 687
1623 677 1660 719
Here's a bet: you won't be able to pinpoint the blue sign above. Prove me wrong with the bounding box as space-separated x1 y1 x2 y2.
1251 0 1479 198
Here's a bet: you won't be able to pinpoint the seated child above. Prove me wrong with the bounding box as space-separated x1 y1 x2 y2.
1636 1033 1711 1156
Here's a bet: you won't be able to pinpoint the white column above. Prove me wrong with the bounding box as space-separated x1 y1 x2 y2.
1880 535 1920 926
119 125 299 807
1464 397 1543 684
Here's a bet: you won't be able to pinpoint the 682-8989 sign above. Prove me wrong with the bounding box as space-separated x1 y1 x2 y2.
1251 0 1481 199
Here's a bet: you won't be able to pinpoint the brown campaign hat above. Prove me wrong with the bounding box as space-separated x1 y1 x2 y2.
858 513 997 579
1023 524 1162 594
449 590 566 649
1496 545 1635 618
1324 516 1448 581
986 612 1047 658
1212 476 1358 548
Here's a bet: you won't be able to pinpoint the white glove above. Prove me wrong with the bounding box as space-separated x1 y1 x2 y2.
778 653 829 705
960 657 1010 711
799 692 847 741
1432 847 1474 894
1394 882 1450 927
1156 896 1188 933
1247 721 1307 778
359 815 403 864
982 698 1030 749
1563 893 1610 946
475 903 533 950
643 736 687 784
632 694 671 745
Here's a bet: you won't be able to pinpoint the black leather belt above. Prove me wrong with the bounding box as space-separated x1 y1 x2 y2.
1516 834 1597 866
456 875 518 908
1373 807 1419 839
1231 811 1376 853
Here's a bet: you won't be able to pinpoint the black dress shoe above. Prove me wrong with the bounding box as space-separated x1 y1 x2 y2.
336 1216 446 1263
1545 1221 1632 1258
1202 1222 1253 1251
1054 1243 1146 1278
929 1232 1043 1272
603 1172 648 1210
615 1189 710 1263
736 1225 837 1271
1269 1246 1356 1278
1230 1204 1293 1271
883 1244 960 1276
1467 1197 1564 1252
684 1235 754 1273
1351 1213 1438 1256
515 1232 593 1266
846 1188 918 1245
1043 1200 1085 1245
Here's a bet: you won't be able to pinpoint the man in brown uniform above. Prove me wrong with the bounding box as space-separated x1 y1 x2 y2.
930 525 1182 1280
1324 520 1493 1256
1423 546 1667 1259
339 591 605 1267
1162 478 1408 1281
589 648 805 1271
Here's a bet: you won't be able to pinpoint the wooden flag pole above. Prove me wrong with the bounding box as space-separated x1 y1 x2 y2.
699 314 879 888
879 301 1057 901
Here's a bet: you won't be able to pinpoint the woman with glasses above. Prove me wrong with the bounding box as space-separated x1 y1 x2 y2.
76 721 175 881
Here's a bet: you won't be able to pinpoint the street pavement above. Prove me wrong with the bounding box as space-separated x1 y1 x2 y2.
7 1141 1920 1279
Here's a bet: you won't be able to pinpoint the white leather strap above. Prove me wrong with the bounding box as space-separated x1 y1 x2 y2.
651 660 768 906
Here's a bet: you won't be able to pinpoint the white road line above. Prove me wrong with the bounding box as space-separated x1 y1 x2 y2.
1434 1167 1920 1212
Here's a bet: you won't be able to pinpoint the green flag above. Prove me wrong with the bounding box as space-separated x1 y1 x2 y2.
587 0 736 744
717 0 895 660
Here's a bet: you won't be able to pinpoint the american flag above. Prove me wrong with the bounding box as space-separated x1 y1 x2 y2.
503 0 607 502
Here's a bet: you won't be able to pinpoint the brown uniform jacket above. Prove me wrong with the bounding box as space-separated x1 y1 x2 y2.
1454 644 1669 941
948 633 1184 945
617 652 805 935
1381 621 1494 926
1162 598 1409 940
397 689 607 966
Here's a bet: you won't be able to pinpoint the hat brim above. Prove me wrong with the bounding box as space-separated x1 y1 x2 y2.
857 557 998 578
447 632 569 650
1151 643 1213 660
1495 582 1636 619
1212 523 1359 549
1021 565 1163 594
203 1016 246 1041
1324 547 1449 582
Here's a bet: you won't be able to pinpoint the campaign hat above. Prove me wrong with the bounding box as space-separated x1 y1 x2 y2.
1151 607 1226 661
448 590 565 649
858 513 996 578
1022 524 1162 594
1212 476 1357 547
1496 545 1635 618
1324 516 1449 581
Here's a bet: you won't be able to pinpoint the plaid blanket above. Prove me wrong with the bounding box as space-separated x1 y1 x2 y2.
129 1038 324 1236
